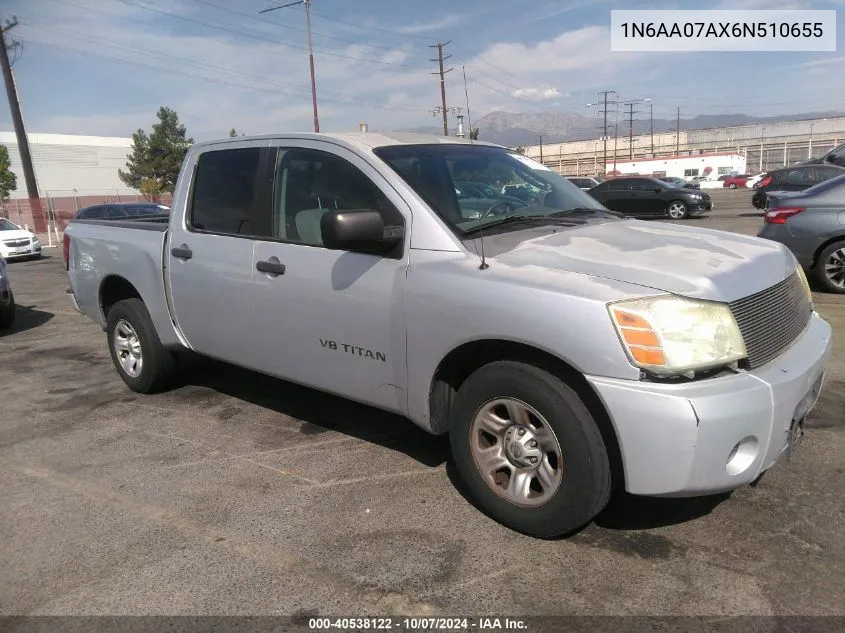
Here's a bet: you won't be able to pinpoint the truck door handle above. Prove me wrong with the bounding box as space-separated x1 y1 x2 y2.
171 245 193 260
256 259 285 275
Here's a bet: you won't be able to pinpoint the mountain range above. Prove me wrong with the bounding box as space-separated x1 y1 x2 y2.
398 110 845 148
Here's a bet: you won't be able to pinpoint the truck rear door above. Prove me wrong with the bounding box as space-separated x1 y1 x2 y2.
166 141 272 364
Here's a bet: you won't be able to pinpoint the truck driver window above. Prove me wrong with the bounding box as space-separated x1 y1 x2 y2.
273 148 402 247
190 147 266 237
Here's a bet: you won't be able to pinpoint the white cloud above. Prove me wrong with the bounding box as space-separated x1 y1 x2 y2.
511 87 564 101
394 15 464 34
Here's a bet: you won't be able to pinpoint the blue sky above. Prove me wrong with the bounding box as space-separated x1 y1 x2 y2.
1 0 844 141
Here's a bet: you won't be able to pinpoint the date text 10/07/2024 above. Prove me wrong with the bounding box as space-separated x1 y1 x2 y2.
308 617 529 631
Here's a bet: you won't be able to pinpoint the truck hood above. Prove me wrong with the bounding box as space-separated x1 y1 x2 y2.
484 219 795 303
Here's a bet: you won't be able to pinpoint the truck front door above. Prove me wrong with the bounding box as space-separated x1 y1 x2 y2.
166 142 272 364
248 141 411 414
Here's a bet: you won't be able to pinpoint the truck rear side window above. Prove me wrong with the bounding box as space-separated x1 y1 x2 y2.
189 148 266 237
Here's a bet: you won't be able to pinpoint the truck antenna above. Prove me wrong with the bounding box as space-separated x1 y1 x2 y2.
478 232 489 270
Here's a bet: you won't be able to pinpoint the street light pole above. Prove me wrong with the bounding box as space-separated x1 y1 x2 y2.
649 101 654 156
260 0 320 133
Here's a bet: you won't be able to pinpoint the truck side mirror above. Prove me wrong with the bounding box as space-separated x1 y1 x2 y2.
320 209 403 255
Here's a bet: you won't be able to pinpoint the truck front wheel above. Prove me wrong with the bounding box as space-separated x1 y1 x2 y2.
449 361 612 538
106 298 175 393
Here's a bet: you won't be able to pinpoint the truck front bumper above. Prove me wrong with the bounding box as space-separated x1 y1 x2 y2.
586 313 832 497
66 287 82 313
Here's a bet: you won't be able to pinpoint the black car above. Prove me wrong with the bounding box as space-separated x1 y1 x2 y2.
757 173 845 293
751 165 845 209
802 142 845 167
587 176 712 219
659 176 701 190
74 202 171 220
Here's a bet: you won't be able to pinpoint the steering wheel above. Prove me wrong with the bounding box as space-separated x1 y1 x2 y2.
482 199 524 218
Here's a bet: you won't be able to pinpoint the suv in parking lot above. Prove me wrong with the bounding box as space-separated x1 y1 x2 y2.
752 165 845 208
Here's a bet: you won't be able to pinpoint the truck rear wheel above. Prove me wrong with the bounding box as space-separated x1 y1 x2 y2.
106 298 175 393
449 361 612 538
0 290 15 331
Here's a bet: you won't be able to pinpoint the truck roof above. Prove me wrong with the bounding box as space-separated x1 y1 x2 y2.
191 132 502 154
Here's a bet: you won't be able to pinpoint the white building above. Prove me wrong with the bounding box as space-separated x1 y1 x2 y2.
0 131 136 198
606 153 748 179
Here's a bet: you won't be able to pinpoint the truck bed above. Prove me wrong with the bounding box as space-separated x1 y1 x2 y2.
65 215 182 347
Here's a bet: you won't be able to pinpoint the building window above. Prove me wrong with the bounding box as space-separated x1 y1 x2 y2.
717 167 732 175
684 168 700 177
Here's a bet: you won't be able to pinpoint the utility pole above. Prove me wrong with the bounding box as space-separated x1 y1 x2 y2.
0 16 42 222
623 101 638 160
430 41 453 136
649 101 654 156
587 90 617 175
675 107 680 156
539 136 543 163
260 0 319 132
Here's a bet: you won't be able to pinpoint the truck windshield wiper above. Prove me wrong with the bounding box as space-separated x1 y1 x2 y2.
462 214 546 235
548 206 609 217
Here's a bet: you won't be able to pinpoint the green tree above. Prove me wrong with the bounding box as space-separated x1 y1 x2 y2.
229 128 238 137
119 107 193 193
139 177 164 202
515 146 526 155
0 144 18 199
469 128 479 140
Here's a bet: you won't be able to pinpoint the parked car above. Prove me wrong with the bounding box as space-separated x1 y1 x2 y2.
65 132 830 539
758 173 845 293
659 176 701 190
802 143 845 167
723 174 752 189
0 218 42 260
567 176 600 191
74 202 171 220
0 254 14 330
587 176 712 219
751 165 845 209
746 173 767 189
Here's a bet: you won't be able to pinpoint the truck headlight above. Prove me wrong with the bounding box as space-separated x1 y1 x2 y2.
608 295 747 376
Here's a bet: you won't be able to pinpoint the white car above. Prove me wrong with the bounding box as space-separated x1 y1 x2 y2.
746 173 767 189
0 255 14 330
0 218 42 260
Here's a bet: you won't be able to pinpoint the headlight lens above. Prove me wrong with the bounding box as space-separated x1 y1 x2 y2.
608 295 747 376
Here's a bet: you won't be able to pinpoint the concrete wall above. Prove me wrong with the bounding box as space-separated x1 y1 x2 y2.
0 132 137 199
521 116 845 176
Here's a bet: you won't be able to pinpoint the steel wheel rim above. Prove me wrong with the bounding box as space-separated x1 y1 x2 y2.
668 203 686 218
824 248 845 288
113 319 143 378
469 397 564 507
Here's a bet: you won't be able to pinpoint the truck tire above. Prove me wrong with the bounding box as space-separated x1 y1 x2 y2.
0 290 15 331
813 240 845 294
449 361 612 538
106 298 175 393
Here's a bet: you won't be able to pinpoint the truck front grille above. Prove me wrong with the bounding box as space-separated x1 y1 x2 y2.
729 272 812 370
3 239 30 248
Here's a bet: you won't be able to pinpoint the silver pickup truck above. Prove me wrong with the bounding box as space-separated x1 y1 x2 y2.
65 133 832 538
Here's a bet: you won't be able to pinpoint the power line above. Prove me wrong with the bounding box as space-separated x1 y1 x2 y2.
18 20 430 109
192 0 407 52
97 0 430 69
14 34 429 112
303 6 438 42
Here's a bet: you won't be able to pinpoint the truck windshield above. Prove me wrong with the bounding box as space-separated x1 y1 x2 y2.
373 144 618 236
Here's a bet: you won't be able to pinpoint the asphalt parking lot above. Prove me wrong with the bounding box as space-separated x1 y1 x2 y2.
1 188 844 618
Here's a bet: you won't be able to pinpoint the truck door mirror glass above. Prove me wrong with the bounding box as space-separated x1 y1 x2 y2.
320 209 403 255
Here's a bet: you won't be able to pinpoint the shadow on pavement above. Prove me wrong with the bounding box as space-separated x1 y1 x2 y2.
593 490 732 530
181 360 450 468
1 304 54 336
